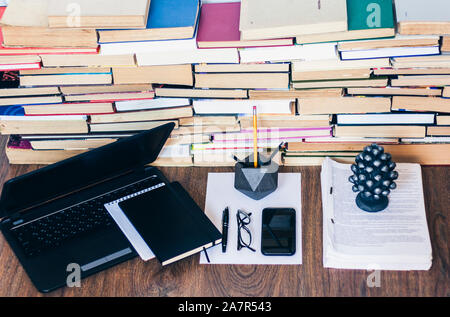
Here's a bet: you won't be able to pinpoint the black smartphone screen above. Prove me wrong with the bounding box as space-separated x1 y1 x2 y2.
261 208 296 256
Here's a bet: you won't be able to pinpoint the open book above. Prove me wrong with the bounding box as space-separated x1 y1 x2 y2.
321 158 432 270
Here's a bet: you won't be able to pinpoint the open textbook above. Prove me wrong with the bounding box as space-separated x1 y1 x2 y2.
321 158 432 270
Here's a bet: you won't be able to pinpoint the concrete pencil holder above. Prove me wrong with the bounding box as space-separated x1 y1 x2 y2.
234 153 279 201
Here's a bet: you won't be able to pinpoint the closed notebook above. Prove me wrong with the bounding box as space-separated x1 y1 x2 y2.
106 181 222 266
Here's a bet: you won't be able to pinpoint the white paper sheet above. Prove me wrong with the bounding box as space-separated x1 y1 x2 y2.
200 173 302 265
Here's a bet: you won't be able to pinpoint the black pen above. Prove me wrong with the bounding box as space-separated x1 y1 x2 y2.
222 207 229 253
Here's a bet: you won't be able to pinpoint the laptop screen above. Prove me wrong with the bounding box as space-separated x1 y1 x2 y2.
0 123 174 217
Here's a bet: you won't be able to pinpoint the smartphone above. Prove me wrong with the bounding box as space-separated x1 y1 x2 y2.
261 208 296 256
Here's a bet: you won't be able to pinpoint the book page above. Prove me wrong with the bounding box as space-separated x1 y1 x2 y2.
323 158 432 257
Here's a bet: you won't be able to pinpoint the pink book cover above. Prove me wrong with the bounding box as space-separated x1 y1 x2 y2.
7 135 32 150
197 2 242 43
212 127 333 142
196 2 292 48
240 127 332 133
85 96 154 103
213 136 332 143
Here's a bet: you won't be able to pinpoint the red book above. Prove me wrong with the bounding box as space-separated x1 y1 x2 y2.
0 7 98 55
196 2 293 49
7 135 32 150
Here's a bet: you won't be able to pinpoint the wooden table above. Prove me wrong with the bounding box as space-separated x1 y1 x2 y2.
0 136 448 297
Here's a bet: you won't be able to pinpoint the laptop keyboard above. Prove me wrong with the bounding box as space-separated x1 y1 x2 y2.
10 175 163 257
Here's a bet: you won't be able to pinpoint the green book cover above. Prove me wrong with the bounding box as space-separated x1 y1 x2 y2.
347 0 394 30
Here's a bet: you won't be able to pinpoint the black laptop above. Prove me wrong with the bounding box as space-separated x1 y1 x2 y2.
0 123 185 293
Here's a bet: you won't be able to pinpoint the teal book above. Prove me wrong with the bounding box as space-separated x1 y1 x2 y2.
296 0 395 44
347 0 394 31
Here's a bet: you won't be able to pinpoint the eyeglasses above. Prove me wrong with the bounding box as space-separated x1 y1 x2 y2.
236 209 256 252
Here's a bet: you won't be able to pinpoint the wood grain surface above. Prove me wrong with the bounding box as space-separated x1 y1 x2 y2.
0 136 448 297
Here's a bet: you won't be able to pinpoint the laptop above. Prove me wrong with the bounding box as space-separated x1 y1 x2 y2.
0 123 179 293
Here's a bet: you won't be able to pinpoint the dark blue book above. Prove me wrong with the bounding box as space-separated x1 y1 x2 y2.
0 105 25 116
98 0 200 43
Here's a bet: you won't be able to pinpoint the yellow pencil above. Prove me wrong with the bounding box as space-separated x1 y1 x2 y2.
253 106 258 168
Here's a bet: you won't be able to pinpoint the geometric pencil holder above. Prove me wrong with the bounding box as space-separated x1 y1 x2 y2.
234 153 279 201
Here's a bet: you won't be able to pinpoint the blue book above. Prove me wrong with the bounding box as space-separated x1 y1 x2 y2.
98 0 200 43
0 106 25 117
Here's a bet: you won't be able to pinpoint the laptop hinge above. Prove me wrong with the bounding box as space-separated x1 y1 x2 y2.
134 164 149 174
1 212 21 224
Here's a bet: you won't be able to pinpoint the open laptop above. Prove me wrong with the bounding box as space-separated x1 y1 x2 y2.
0 123 178 293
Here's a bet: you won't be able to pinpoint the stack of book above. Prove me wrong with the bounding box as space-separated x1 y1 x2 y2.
0 0 449 166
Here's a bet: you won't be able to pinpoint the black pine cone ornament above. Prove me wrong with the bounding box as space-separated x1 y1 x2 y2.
349 144 398 212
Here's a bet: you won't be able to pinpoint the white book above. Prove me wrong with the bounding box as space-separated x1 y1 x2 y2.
115 98 190 112
158 144 191 158
0 0 49 27
0 115 87 121
321 158 432 270
239 0 347 40
48 0 149 18
395 0 450 22
137 48 239 66
292 58 390 72
192 141 281 151
202 0 239 2
337 35 440 51
22 133 135 140
100 37 198 55
336 113 436 125
0 63 40 71
304 136 399 143
192 99 293 115
391 55 450 68
340 46 440 60
212 137 306 145
401 137 450 143
239 43 337 63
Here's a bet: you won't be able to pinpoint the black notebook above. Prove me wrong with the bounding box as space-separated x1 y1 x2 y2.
105 181 222 266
